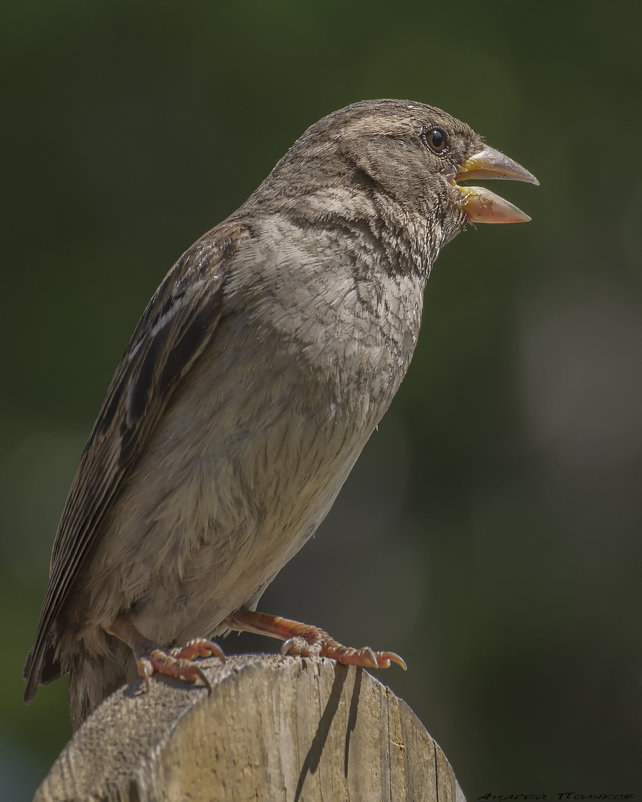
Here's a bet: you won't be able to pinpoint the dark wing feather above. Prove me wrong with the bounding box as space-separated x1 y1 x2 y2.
24 222 250 700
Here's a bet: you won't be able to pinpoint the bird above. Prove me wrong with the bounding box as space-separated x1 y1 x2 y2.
23 98 538 729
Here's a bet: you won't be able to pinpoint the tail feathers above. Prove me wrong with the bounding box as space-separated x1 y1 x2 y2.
25 630 136 729
23 640 62 703
68 639 136 730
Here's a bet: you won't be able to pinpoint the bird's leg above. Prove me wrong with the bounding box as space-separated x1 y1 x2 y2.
108 616 225 694
227 609 407 670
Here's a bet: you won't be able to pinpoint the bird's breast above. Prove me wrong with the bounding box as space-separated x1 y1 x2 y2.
86 225 427 644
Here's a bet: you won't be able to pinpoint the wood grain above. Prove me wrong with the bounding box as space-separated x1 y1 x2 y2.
35 654 464 802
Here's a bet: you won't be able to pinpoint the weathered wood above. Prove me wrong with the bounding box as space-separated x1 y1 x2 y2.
35 654 465 802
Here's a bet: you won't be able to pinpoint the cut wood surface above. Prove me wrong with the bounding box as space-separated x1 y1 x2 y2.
35 653 465 802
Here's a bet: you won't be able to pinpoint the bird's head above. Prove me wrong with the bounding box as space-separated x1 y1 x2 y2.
267 99 538 252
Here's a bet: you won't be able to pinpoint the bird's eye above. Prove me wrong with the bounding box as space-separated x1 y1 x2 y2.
423 127 449 155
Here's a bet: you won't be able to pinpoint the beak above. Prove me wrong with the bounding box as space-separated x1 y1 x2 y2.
451 144 539 224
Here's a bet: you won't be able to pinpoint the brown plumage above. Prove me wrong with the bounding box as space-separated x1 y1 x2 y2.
24 99 537 729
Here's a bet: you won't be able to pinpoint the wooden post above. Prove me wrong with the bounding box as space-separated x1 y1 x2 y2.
35 654 465 802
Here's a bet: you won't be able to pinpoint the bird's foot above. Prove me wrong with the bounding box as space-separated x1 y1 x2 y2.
109 617 225 694
228 609 406 670
137 638 225 693
280 633 406 670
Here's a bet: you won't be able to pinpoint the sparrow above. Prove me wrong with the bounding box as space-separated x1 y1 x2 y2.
23 99 538 729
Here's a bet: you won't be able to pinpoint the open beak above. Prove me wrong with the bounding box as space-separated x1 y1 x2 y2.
451 143 539 224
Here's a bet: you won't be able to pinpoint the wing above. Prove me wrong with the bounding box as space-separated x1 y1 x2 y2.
24 221 250 700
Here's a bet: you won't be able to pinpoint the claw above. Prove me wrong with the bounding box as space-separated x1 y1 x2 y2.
109 617 226 694
280 635 322 658
373 651 407 671
170 638 226 663
230 609 407 671
135 646 219 694
137 656 154 692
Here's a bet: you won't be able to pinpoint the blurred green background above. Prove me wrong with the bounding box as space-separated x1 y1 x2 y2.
2 0 641 798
